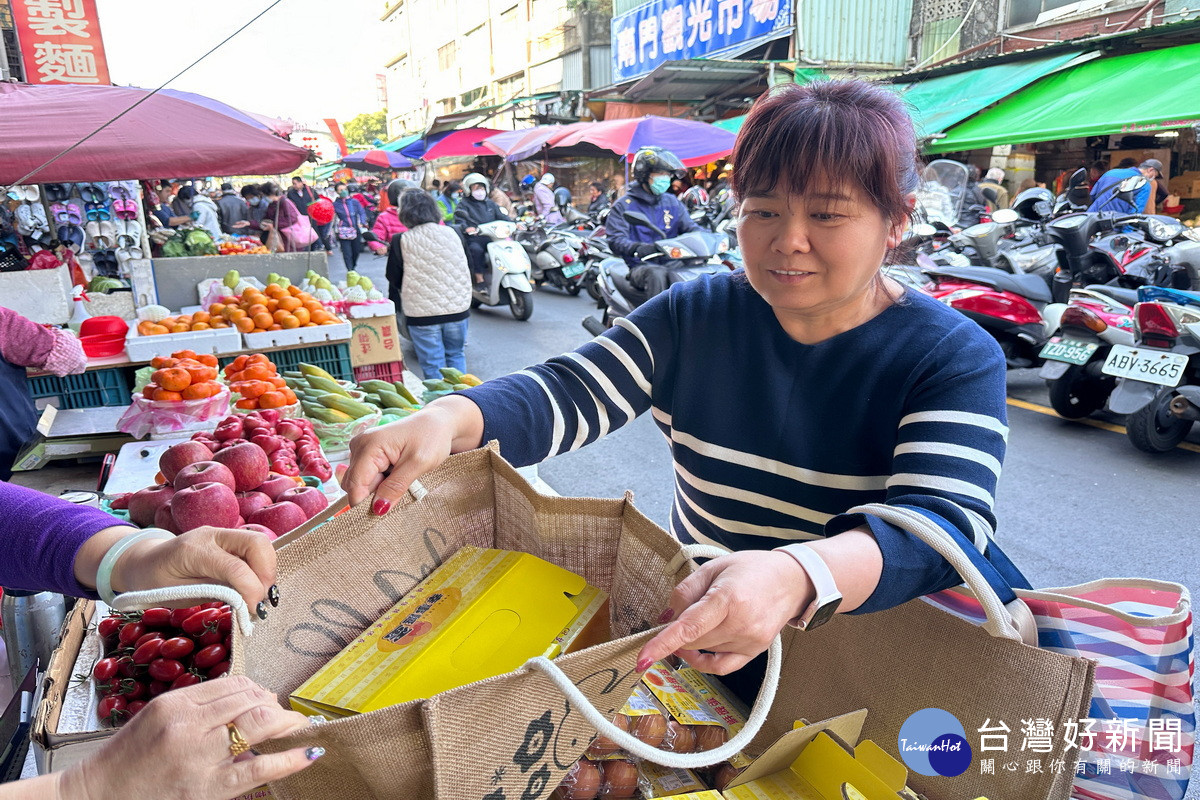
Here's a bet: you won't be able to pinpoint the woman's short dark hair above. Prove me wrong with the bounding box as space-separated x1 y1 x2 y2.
590 181 606 192
398 189 442 227
240 185 262 199
260 181 281 198
731 80 919 224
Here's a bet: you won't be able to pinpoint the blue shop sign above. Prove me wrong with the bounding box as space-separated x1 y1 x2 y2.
611 0 793 83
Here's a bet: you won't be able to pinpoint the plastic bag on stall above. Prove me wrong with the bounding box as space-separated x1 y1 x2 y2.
308 409 381 456
116 386 231 439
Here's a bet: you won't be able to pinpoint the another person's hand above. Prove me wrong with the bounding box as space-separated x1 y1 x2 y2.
633 243 658 259
635 550 813 675
342 395 484 514
260 220 274 230
466 227 478 235
56 676 319 800
232 221 250 229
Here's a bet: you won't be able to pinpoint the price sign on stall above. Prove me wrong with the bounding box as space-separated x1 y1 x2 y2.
12 0 111 85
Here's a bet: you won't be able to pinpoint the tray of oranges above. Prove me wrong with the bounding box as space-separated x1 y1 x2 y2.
127 315 243 361
205 283 350 349
223 353 301 416
118 350 232 439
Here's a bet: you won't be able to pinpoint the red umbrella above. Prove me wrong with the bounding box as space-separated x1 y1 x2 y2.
481 123 591 162
0 83 311 184
544 116 736 167
401 128 503 161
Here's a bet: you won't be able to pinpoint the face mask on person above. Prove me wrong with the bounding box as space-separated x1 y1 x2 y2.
337 188 348 198
649 175 672 196
248 197 262 207
471 187 486 201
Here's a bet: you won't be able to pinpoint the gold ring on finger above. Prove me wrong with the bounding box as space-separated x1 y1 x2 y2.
226 721 252 757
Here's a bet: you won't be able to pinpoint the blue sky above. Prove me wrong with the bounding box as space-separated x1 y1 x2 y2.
94 0 388 125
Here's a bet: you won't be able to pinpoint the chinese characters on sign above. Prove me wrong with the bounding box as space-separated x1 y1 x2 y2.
610 0 791 83
974 718 1188 779
13 0 110 85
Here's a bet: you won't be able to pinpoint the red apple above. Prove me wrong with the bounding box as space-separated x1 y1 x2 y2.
213 417 243 442
278 486 328 519
270 457 299 477
248 502 308 537
277 420 303 441
305 459 333 483
128 485 175 528
172 482 239 532
250 434 282 455
158 441 213 484
154 500 180 535
259 409 281 425
109 492 132 510
173 460 236 492
212 442 270 493
236 491 273 520
240 523 278 541
257 474 298 501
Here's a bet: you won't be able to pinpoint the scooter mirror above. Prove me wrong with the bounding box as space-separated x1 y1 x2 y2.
991 208 1019 224
1067 167 1088 188
912 223 937 237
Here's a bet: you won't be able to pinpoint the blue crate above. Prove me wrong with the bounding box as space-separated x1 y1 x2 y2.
220 342 354 382
26 368 130 409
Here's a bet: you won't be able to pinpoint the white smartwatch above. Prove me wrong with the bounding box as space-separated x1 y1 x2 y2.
774 543 843 631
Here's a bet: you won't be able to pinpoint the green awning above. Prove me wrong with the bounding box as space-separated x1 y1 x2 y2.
381 133 421 152
929 42 1200 153
895 50 1084 139
713 115 744 133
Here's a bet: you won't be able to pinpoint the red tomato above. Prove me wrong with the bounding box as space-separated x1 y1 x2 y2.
148 680 170 697
126 700 148 717
207 661 230 679
169 606 200 629
141 608 172 628
132 639 164 665
196 628 223 647
118 679 147 700
192 644 227 670
98 695 128 726
92 657 119 682
217 610 232 635
116 656 138 678
181 608 220 636
134 632 164 648
118 621 146 646
97 616 122 640
160 637 195 660
147 658 186 683
199 602 226 610
170 672 202 690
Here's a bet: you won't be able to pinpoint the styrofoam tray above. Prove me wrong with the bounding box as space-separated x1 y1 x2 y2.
347 300 396 318
124 325 243 361
241 320 351 349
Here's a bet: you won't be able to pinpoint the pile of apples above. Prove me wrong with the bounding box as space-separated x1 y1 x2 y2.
113 409 334 540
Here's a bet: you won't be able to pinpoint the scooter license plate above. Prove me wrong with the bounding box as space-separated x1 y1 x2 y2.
1039 337 1097 365
1100 345 1188 387
562 262 586 278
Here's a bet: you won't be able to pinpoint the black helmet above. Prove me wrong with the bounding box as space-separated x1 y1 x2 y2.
387 178 417 206
1011 187 1054 221
631 147 685 191
553 186 572 209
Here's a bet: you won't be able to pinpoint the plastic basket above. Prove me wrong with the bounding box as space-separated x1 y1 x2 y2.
352 360 405 385
271 343 355 382
26 368 130 409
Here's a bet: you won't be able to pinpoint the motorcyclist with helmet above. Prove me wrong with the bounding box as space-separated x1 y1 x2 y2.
455 172 508 285
606 146 699 297
366 178 414 254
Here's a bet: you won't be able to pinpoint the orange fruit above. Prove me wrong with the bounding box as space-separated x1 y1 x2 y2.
182 382 219 400
175 315 192 327
242 365 272 382
150 356 176 369
190 322 210 331
245 354 271 366
303 322 317 327
297 292 314 302
302 300 322 313
268 323 282 331
277 296 301 312
320 320 339 325
281 388 298 405
173 349 198 360
209 303 226 316
142 383 158 399
137 320 156 336
287 285 302 296
196 354 218 367
246 303 268 317
153 367 191 392
170 323 190 333
252 312 274 330
266 299 279 313
147 324 171 335
233 381 267 399
184 364 217 383
258 391 287 409
268 375 287 388
291 307 311 326
234 398 258 410
265 284 286 298
152 388 184 402
192 311 211 324
272 309 291 324
280 315 300 329
210 320 229 329
236 317 255 333
311 311 331 324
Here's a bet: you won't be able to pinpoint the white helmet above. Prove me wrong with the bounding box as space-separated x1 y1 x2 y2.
539 173 555 186
463 172 490 193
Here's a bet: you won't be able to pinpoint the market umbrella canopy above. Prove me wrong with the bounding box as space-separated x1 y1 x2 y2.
341 149 415 170
543 116 736 167
399 127 503 161
481 123 592 162
928 42 1200 152
0 83 311 184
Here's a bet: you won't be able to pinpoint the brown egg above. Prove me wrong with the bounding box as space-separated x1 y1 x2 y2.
554 760 601 800
599 760 639 799
632 712 667 748
586 713 629 758
693 724 728 752
710 762 742 790
666 720 695 752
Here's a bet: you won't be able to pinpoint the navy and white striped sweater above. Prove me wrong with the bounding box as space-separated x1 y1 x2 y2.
462 272 1008 613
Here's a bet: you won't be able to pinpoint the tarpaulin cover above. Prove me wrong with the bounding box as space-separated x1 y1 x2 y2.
543 116 736 167
928 43 1200 152
0 82 311 184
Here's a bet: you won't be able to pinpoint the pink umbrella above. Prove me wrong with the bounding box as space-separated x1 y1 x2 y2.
544 116 736 167
0 83 311 184
400 128 503 161
481 123 591 162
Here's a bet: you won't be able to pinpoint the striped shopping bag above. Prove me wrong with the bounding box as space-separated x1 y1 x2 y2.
929 579 1193 800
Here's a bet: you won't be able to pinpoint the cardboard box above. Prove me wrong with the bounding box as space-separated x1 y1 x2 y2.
290 546 607 717
1169 173 1200 199
349 314 402 367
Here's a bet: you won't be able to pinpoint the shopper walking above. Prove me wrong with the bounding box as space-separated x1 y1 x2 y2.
385 190 472 380
255 182 310 252
216 182 250 234
366 179 411 255
333 182 367 268
533 173 562 223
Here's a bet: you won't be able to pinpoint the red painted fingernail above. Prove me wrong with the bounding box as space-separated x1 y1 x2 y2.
636 657 652 672
657 608 675 624
372 498 391 516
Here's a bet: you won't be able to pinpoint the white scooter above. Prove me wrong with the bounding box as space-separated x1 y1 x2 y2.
471 219 535 320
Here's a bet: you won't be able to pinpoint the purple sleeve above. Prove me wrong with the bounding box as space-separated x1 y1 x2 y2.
0 482 134 598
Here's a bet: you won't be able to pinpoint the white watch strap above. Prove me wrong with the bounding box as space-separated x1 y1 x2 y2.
775 543 842 627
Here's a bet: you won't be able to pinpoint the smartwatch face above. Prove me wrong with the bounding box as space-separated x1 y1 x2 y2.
804 597 842 631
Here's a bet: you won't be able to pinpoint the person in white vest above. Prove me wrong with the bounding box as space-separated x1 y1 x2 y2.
385 190 473 379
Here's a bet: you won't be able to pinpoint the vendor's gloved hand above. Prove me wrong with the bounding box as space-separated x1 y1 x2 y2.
633 243 658 260
56 676 319 800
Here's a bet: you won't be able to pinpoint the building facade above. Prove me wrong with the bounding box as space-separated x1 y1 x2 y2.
381 0 613 139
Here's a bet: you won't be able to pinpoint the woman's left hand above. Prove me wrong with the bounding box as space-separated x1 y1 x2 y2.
636 550 813 675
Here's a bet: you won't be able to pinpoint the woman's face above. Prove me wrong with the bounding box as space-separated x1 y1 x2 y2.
737 180 904 323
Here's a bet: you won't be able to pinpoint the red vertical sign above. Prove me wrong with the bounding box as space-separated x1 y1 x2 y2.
13 0 110 85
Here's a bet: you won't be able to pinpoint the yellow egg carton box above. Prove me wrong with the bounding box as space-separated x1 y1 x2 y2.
290 546 607 718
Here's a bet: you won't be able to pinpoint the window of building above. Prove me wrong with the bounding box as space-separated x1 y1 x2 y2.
496 72 525 101
437 41 457 71
1008 0 1101 27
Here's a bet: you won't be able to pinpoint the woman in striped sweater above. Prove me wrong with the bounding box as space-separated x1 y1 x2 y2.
343 80 1008 689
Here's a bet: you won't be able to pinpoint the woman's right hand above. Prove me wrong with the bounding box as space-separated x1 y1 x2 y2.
343 395 483 514
57 676 319 800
